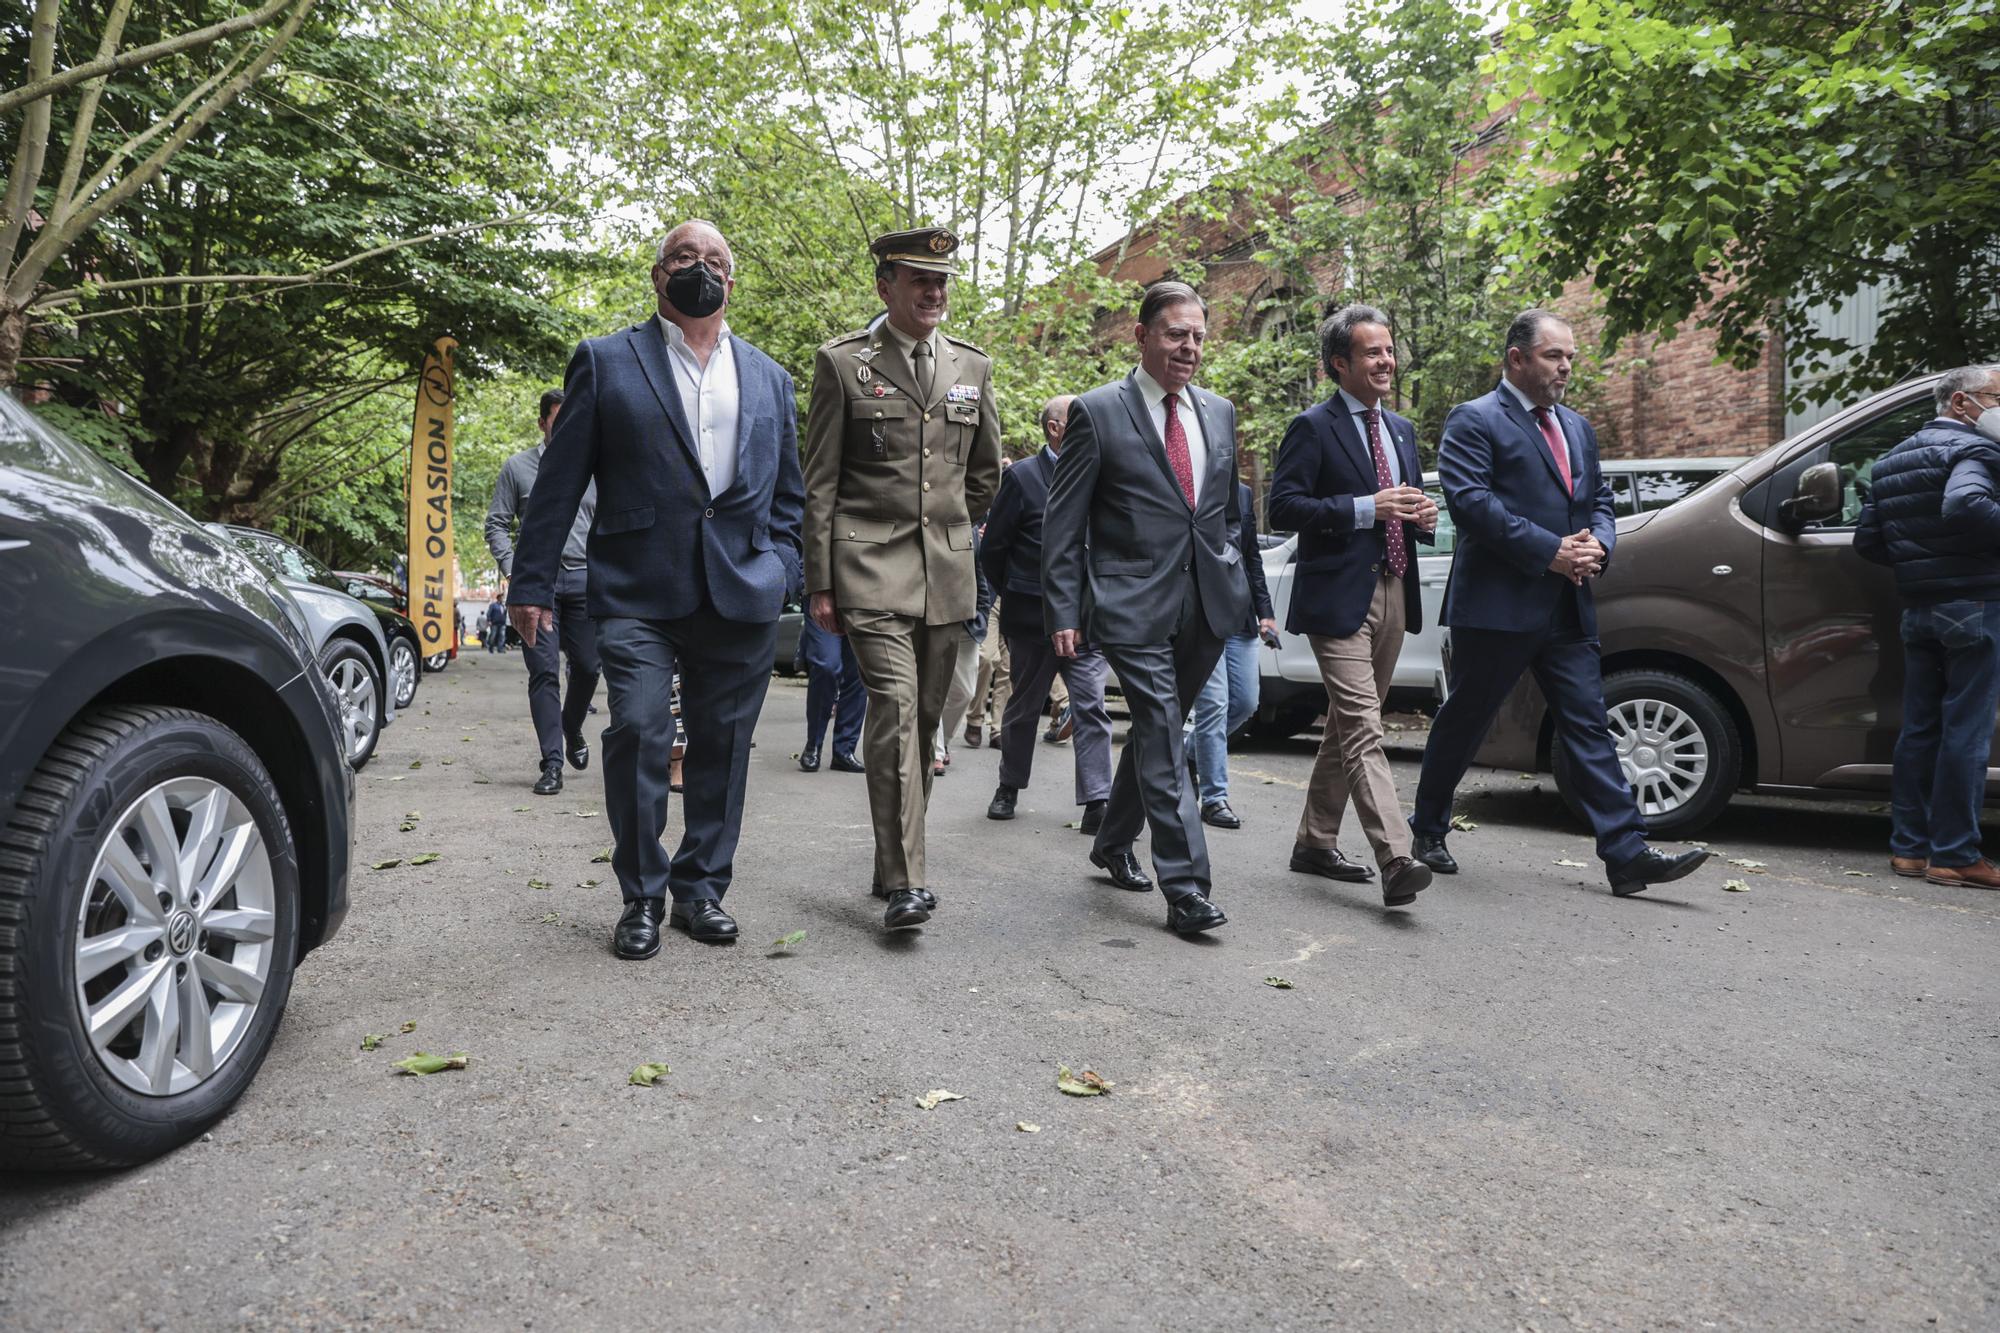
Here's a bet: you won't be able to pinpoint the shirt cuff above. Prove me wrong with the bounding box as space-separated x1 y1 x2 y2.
1353 496 1376 529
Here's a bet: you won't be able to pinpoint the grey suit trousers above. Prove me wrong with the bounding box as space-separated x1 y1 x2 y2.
998 633 1112 804
1094 583 1225 901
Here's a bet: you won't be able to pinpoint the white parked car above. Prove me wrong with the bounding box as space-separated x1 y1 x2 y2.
1250 459 1744 739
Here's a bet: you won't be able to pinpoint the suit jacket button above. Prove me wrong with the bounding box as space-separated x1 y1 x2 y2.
1370 562 1379 573
847 530 856 538
924 412 933 422
923 447 932 457
922 516 931 527
704 507 715 519
1181 562 1190 572
922 482 931 492
874 410 884 419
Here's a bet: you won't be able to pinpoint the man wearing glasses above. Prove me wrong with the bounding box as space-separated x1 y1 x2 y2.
1856 364 2000 889
510 220 805 958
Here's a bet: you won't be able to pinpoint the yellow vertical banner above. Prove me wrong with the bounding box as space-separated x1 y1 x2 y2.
406 336 458 658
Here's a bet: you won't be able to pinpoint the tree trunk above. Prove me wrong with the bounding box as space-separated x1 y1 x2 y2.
0 303 25 390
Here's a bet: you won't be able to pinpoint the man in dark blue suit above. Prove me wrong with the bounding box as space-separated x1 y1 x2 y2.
510 220 806 957
1267 305 1437 906
1409 309 1707 896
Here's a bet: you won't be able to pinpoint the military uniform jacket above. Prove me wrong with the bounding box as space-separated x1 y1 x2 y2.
803 320 1004 625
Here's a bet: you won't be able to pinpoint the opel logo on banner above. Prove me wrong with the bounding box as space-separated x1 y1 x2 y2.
167 911 197 956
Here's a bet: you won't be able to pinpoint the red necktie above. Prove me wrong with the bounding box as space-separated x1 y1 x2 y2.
1533 405 1573 496
1163 392 1196 508
1365 407 1407 578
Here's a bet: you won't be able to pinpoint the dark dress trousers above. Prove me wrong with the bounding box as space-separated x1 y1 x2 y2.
1410 385 1646 866
1266 397 1431 638
981 448 1113 804
1041 372 1251 898
511 320 805 905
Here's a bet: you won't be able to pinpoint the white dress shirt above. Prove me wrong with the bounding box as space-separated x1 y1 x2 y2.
658 315 741 497
1336 386 1405 530
1502 376 1573 481
1134 367 1208 505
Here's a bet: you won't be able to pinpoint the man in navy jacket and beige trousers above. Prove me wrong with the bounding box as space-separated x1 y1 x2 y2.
511 220 805 959
1409 309 1707 897
1268 304 1438 907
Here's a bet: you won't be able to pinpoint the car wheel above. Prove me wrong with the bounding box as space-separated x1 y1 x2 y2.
322 639 382 770
1553 669 1740 838
390 637 420 711
0 705 300 1169
1246 698 1322 742
423 651 450 673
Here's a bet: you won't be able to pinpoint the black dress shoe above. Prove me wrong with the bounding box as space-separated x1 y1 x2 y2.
1413 832 1457 874
1289 843 1372 882
1090 847 1152 891
1606 846 1710 897
1166 893 1228 935
830 750 865 773
1382 856 1433 907
799 745 822 773
533 761 563 796
1078 799 1106 835
987 785 1017 820
669 898 739 942
613 899 665 960
1201 800 1242 829
883 888 931 930
566 732 590 771
871 882 938 911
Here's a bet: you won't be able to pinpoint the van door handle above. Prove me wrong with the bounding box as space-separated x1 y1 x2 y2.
1712 564 1732 576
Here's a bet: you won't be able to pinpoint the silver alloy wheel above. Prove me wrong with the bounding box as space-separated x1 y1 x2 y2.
390 638 418 709
329 655 378 762
74 777 277 1096
423 651 449 672
1609 697 1709 818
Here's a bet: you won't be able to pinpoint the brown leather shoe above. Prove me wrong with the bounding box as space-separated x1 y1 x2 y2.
1382 856 1433 907
1925 858 2000 889
964 722 983 748
1890 856 1928 878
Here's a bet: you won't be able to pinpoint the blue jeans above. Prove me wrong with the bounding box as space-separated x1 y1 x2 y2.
1891 599 2000 867
1186 631 1261 808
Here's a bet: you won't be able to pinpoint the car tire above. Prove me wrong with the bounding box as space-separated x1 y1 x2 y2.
1245 698 1323 742
423 651 450 673
1553 668 1740 839
390 637 420 711
321 639 383 770
0 705 301 1170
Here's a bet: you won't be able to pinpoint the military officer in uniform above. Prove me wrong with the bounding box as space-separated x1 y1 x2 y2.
803 226 1004 931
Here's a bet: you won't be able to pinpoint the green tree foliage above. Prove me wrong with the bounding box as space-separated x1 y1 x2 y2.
1490 0 2000 406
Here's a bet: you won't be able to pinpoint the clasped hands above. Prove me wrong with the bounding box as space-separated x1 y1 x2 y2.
1374 484 1438 532
1548 530 1606 585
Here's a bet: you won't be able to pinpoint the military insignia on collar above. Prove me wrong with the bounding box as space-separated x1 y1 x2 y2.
946 384 981 404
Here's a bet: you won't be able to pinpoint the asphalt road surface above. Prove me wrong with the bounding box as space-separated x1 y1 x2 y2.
3 651 1996 1330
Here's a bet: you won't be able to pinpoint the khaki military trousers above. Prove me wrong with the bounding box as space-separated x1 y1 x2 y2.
841 608 960 891
1296 573 1412 866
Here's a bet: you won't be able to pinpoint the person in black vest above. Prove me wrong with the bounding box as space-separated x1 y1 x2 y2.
980 395 1114 832
1856 363 2000 889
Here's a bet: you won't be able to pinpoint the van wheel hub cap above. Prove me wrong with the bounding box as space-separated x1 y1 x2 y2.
1608 699 1708 818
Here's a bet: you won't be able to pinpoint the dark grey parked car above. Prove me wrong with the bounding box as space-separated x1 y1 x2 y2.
0 394 353 1169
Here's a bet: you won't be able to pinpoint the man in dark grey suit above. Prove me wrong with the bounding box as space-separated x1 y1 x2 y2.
1042 281 1248 936
510 220 805 959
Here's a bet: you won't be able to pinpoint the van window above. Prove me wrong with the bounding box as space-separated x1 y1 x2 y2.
1813 398 1938 529
1604 472 1637 516
1425 484 1456 556
1632 468 1725 513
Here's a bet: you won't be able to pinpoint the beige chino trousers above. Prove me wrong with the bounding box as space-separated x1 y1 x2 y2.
1296 573 1412 866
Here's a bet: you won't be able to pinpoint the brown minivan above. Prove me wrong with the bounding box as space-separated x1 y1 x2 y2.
1466 372 1984 836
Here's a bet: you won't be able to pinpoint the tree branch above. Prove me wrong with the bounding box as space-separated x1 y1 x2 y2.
0 0 301 118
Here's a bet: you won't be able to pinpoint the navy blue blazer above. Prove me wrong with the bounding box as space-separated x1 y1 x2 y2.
1436 386 1616 636
1266 396 1431 639
980 449 1055 638
510 320 805 624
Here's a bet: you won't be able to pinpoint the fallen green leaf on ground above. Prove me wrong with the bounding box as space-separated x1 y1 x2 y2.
539 913 561 924
628 1062 672 1087
370 858 401 871
360 1034 384 1051
591 847 612 863
1017 1122 1041 1133
398 821 418 833
1843 870 1874 878
1263 976 1295 989
915 1089 965 1110
769 929 807 954
409 853 440 866
461 736 471 742
578 879 599 889
400 1021 417 1033
1449 814 1478 832
1518 772 1535 779
1727 858 1767 871
440 758 453 765
405 810 421 820
528 879 551 891
472 778 491 784
574 810 599 818
512 806 530 813
1057 1066 1113 1097
1063 821 1081 829
1554 858 1589 868
1723 879 1752 893
392 1052 467 1076
408 760 422 769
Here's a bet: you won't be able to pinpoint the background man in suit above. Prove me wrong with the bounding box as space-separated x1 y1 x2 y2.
803 226 1004 932
1410 309 1707 897
1043 281 1247 937
933 532 994 776
1181 476 1276 830
510 219 805 958
981 394 1113 832
797 616 865 775
1267 304 1438 907
486 389 598 795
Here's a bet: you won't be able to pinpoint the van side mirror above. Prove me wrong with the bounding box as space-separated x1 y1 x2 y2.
1779 461 1842 527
